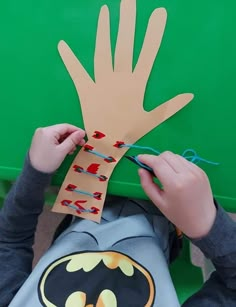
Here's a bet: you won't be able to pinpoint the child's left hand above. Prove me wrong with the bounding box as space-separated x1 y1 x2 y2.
29 124 86 173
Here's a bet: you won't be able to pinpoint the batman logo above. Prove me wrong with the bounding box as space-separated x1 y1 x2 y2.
38 251 155 306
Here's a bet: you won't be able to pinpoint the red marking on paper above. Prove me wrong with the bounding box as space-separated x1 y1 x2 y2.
61 199 72 206
66 184 77 191
104 156 116 163
84 144 94 151
113 141 125 148
74 200 87 204
91 207 100 214
87 163 100 174
93 192 102 200
73 165 83 173
74 201 86 213
92 131 106 139
99 175 107 182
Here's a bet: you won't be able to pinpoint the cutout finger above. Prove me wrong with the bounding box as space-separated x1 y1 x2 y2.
134 8 167 82
94 5 113 81
139 169 164 209
114 0 136 72
145 93 194 133
58 41 94 95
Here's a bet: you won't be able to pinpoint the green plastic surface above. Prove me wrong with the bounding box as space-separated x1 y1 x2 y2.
0 1 236 211
170 239 203 304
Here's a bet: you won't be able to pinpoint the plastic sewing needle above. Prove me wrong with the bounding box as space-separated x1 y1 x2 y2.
125 156 156 177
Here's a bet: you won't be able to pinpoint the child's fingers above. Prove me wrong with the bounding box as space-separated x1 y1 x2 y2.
175 154 205 177
139 168 164 208
78 139 86 146
68 147 77 155
68 139 86 155
49 124 85 143
59 130 85 154
160 151 188 173
53 123 85 136
138 154 176 188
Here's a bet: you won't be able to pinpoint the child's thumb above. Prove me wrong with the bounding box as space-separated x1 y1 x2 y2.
59 130 84 154
139 168 164 209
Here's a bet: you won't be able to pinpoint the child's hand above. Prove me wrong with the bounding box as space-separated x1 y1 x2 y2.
29 124 86 173
138 152 216 239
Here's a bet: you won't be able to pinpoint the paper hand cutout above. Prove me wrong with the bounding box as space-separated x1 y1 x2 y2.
53 0 194 222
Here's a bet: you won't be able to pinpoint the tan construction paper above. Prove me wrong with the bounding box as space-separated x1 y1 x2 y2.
52 0 194 222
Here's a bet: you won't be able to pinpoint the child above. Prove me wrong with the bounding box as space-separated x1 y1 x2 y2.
0 123 235 307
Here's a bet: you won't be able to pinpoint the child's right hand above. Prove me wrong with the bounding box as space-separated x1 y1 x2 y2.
29 124 86 173
138 152 216 239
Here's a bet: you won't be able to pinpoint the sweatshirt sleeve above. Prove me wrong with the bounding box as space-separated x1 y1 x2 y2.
183 203 236 306
0 155 52 307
